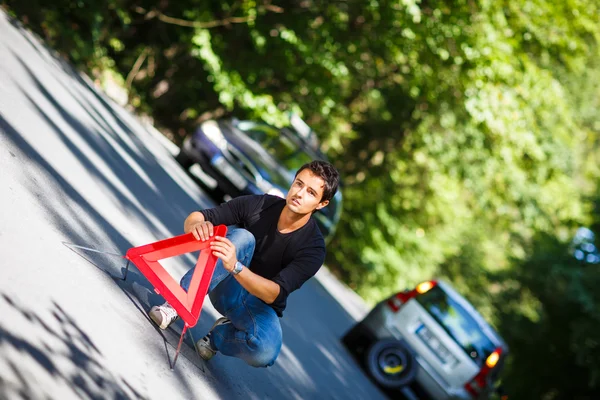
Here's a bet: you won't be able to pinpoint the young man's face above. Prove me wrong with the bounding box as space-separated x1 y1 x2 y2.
286 169 330 215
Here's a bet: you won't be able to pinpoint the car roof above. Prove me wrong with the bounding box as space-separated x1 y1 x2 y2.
231 118 325 157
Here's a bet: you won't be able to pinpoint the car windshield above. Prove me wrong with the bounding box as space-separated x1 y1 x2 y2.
416 286 496 367
236 121 317 173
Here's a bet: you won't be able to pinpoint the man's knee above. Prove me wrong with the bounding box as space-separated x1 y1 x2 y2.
245 336 281 368
228 228 255 250
228 228 255 246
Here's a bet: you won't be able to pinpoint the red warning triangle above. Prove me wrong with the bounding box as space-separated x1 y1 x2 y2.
125 225 227 328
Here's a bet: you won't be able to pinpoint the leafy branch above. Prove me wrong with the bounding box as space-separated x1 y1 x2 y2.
133 3 283 29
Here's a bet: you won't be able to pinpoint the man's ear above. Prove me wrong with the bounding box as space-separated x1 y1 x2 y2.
316 200 330 210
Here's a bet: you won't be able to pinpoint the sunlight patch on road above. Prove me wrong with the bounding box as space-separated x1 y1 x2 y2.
277 343 316 391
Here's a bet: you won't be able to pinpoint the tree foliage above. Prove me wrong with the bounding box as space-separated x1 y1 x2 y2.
491 232 600 398
5 0 600 397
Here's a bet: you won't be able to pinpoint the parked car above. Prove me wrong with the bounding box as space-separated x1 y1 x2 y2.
342 280 508 400
175 115 342 241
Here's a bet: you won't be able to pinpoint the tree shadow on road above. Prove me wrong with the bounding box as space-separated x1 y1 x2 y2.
0 114 208 399
0 20 216 395
0 292 147 400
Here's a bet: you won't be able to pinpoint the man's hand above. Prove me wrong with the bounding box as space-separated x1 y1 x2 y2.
210 236 237 272
188 221 214 241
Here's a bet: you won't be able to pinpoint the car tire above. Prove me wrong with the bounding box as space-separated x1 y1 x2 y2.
365 339 416 389
175 149 194 169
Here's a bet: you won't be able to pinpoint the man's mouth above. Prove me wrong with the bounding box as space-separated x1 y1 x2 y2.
292 199 301 206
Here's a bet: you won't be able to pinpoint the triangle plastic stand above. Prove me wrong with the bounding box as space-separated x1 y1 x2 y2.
124 224 227 369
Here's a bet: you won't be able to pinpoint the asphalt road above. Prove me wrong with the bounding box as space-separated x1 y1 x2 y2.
0 10 388 400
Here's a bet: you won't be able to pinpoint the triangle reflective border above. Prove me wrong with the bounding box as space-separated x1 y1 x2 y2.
125 225 227 328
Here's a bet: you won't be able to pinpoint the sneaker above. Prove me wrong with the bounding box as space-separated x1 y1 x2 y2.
195 317 231 360
148 302 179 330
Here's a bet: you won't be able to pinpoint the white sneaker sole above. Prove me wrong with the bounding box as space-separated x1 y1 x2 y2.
148 306 178 330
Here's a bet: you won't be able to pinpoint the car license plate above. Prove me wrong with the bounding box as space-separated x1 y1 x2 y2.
416 324 458 367
211 156 247 190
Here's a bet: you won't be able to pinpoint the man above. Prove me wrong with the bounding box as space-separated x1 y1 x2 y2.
149 160 340 367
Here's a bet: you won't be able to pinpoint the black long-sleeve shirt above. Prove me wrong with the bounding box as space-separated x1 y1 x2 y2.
200 194 326 316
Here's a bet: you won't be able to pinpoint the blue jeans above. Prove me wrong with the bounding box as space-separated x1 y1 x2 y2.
180 228 282 367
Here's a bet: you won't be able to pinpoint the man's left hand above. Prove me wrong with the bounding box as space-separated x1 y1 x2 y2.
210 236 237 272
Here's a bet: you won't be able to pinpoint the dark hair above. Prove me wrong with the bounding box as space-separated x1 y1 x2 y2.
295 160 340 202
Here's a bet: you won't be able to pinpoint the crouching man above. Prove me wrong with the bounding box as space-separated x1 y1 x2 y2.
149 160 340 367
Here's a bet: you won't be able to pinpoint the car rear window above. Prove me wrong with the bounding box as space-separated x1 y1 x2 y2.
237 122 313 172
416 286 496 367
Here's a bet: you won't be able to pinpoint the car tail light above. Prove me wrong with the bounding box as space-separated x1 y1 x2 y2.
464 347 503 397
416 281 435 294
387 280 437 312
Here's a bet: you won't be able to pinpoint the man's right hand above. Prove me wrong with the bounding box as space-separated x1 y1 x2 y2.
187 221 214 241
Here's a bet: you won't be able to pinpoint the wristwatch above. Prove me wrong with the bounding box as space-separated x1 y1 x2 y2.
231 261 244 275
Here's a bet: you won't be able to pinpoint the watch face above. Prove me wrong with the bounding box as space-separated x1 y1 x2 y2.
233 262 243 274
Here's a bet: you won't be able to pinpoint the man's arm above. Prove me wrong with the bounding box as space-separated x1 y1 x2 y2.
229 266 281 304
190 194 266 230
210 236 281 304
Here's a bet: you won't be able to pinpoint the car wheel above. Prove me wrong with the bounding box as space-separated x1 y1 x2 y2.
365 339 416 389
175 149 194 169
